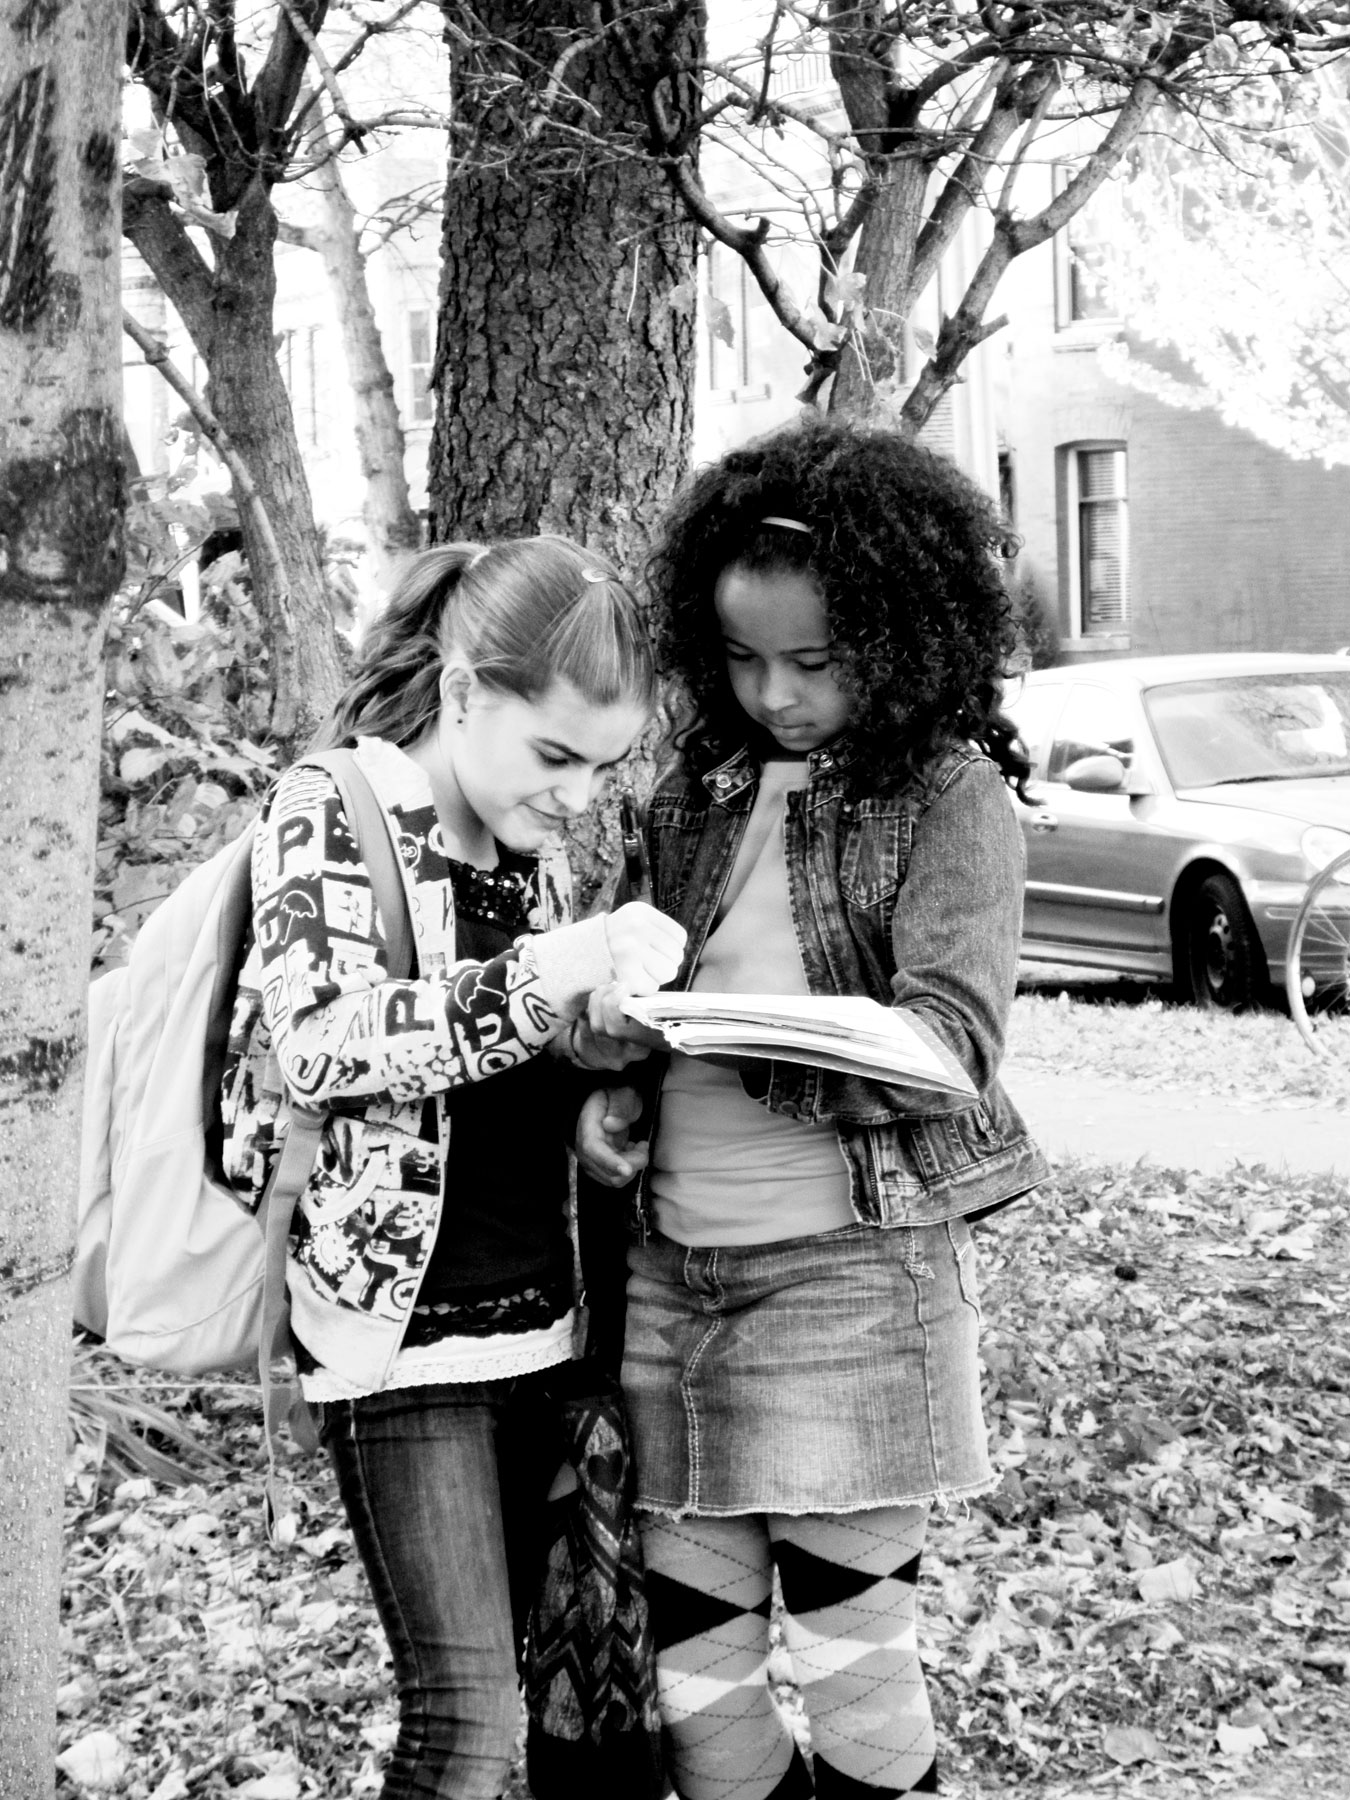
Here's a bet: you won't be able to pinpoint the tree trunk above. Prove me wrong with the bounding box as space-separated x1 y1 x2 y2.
430 2 698 575
205 177 346 749
431 2 700 903
122 178 346 757
0 3 125 1791
828 156 931 421
303 137 422 593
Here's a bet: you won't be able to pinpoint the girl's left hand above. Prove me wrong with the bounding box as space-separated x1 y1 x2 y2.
564 1012 653 1071
587 979 668 1050
575 1086 648 1186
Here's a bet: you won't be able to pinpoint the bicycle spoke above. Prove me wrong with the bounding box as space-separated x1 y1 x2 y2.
1288 851 1350 1059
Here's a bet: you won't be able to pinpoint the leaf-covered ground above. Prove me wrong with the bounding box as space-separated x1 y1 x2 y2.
59 1162 1349 1799
1008 974 1348 1113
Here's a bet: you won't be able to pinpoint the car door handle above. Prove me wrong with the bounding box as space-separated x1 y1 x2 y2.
1029 809 1058 832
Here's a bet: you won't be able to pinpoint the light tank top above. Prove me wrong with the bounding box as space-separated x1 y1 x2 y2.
650 759 854 1246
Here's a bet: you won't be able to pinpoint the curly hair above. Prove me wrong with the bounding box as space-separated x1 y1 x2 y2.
647 413 1031 797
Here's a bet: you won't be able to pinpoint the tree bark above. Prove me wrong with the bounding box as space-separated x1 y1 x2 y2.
123 174 345 753
0 2 125 1790
204 178 346 748
430 1 698 576
431 2 700 904
297 125 422 592
828 154 931 420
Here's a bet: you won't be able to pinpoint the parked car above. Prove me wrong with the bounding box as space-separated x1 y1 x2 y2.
1002 653 1350 1009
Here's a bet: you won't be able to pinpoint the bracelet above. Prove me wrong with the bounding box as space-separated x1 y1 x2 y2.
567 1017 586 1064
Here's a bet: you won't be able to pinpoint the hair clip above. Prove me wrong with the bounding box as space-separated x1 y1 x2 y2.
760 516 811 534
579 567 611 583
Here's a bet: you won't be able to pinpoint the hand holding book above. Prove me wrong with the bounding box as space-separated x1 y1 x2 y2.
619 992 977 1097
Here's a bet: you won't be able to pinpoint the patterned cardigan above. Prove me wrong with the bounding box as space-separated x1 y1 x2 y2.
219 736 613 1392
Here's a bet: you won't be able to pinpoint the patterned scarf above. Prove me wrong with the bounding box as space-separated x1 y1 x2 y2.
524 1359 665 1799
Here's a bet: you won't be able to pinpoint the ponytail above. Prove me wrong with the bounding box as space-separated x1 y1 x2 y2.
312 538 655 752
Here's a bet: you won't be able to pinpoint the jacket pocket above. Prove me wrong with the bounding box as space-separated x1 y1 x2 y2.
838 800 905 912
908 1103 1001 1178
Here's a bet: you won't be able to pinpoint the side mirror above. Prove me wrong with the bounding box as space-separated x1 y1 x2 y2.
1124 766 1156 798
1063 753 1127 793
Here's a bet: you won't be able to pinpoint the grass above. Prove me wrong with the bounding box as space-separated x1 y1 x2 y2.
1009 971 1347 1112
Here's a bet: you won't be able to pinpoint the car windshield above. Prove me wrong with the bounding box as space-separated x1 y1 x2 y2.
1144 673 1350 788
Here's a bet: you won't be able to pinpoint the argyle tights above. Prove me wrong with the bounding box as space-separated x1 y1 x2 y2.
641 1506 937 1799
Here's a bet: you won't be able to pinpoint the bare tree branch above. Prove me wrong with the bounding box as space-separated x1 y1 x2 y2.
122 177 219 354
254 0 329 151
277 0 367 150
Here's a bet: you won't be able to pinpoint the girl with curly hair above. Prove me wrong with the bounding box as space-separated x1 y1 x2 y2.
574 416 1048 1799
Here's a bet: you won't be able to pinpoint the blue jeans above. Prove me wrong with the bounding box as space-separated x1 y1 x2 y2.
321 1375 561 1800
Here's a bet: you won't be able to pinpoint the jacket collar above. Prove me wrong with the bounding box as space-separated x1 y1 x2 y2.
700 732 860 803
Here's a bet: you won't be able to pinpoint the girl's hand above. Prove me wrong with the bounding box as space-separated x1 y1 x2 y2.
575 1086 648 1187
565 1012 653 1071
604 901 686 994
588 979 668 1050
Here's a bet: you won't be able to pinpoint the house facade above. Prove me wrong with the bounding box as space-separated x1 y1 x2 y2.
992 182 1350 662
693 63 1350 662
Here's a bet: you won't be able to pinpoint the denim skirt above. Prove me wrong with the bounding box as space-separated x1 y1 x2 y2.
621 1217 996 1518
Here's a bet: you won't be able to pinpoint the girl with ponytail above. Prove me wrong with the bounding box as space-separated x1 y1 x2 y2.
223 537 683 1797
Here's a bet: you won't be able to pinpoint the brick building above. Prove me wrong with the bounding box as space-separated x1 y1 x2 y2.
993 201 1350 664
695 86 1350 663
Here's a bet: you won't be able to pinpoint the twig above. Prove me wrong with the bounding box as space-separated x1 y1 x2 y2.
526 32 605 139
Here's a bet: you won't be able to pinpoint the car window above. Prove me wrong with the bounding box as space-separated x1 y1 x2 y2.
1003 681 1064 779
1145 674 1350 787
1047 685 1137 783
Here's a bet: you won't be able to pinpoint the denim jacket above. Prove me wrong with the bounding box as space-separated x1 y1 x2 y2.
629 735 1048 1234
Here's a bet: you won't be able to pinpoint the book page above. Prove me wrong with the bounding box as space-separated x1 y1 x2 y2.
622 993 976 1097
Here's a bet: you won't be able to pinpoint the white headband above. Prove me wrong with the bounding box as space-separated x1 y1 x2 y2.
760 516 811 534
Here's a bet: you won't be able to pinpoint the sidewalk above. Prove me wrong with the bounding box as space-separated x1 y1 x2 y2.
1002 1063 1349 1177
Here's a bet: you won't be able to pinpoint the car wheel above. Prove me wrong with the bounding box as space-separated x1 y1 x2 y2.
1183 872 1265 1011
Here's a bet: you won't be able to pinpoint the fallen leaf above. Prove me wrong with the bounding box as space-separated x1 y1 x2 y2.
1138 1557 1198 1602
1217 1719 1270 1755
55 1730 126 1788
56 1671 99 1716
1104 1723 1163 1764
148 1771 190 1800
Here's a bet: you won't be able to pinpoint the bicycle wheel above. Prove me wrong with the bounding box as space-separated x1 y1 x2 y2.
1287 846 1350 1060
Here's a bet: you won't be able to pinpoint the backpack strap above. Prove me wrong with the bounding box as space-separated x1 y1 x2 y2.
256 745 414 1543
312 746 415 984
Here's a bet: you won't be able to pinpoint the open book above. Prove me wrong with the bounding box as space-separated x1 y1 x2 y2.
621 992 977 1097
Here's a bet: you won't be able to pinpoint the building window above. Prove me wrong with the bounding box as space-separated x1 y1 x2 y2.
997 448 1016 530
276 325 319 445
407 308 435 424
1059 443 1128 635
1053 169 1116 330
